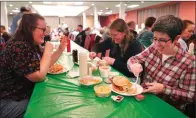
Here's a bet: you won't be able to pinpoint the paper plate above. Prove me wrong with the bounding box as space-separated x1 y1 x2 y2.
79 76 102 86
48 67 68 74
109 83 143 96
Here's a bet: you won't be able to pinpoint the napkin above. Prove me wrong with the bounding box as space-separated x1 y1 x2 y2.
67 71 79 78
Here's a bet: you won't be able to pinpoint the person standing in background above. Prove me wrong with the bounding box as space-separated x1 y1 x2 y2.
127 21 138 39
63 28 69 37
178 20 195 52
74 25 86 47
10 6 31 35
136 17 156 48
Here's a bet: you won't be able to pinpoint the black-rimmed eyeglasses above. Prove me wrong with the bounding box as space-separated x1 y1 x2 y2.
35 26 46 33
153 37 170 43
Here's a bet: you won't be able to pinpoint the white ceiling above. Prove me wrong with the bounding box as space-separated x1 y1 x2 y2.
6 1 166 16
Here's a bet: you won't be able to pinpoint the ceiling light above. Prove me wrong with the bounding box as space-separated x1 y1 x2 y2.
91 14 93 15
92 3 94 6
98 12 103 15
105 11 112 15
115 4 127 7
15 8 18 10
10 13 13 15
115 4 119 7
106 8 108 9
29 2 32 4
100 10 103 11
74 2 83 5
43 2 51 4
12 9 20 12
141 1 144 3
127 4 139 8
32 5 89 16
9 4 13 7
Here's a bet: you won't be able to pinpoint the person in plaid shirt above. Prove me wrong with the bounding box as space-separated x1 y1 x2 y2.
127 15 195 112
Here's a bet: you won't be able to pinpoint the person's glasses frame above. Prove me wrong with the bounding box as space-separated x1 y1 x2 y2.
153 37 171 43
34 26 46 33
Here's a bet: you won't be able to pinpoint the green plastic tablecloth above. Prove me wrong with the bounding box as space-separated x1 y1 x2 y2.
24 41 187 118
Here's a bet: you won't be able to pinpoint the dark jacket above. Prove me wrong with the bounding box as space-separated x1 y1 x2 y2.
74 31 86 47
96 39 143 77
2 32 11 43
130 29 138 39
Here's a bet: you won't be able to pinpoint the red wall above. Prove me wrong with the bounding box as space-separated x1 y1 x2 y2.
125 10 137 23
99 1 196 27
179 2 196 23
99 16 110 27
100 14 118 27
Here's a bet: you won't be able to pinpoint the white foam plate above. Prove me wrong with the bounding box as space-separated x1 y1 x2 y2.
109 83 143 96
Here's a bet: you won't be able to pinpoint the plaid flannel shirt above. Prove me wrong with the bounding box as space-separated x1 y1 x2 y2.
127 44 196 108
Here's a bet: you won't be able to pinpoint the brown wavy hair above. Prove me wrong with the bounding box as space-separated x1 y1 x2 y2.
109 18 134 52
13 13 45 54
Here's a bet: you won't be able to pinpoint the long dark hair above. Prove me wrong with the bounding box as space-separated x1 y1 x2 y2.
13 13 45 54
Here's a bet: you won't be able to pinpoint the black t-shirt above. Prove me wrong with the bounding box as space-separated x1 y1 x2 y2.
75 31 86 47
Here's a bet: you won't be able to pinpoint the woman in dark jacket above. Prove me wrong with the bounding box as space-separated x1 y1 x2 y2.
90 18 143 77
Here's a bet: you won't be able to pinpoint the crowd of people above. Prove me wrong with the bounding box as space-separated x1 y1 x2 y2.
0 6 195 118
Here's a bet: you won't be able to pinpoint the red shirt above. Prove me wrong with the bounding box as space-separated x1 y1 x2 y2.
128 44 196 110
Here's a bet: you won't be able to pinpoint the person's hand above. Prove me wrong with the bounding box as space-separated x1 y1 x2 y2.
89 52 97 60
44 42 53 53
143 82 165 94
59 36 68 52
102 57 115 65
129 63 143 77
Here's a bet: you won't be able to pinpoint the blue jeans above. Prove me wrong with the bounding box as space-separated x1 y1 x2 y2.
0 99 29 118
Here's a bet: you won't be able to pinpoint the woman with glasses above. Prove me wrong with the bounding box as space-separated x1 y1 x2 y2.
0 13 67 118
89 18 143 77
127 15 195 116
178 20 195 51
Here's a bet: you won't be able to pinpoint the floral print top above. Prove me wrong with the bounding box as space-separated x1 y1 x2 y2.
0 40 41 101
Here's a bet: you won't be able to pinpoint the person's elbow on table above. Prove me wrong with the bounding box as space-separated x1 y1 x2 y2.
25 71 46 82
